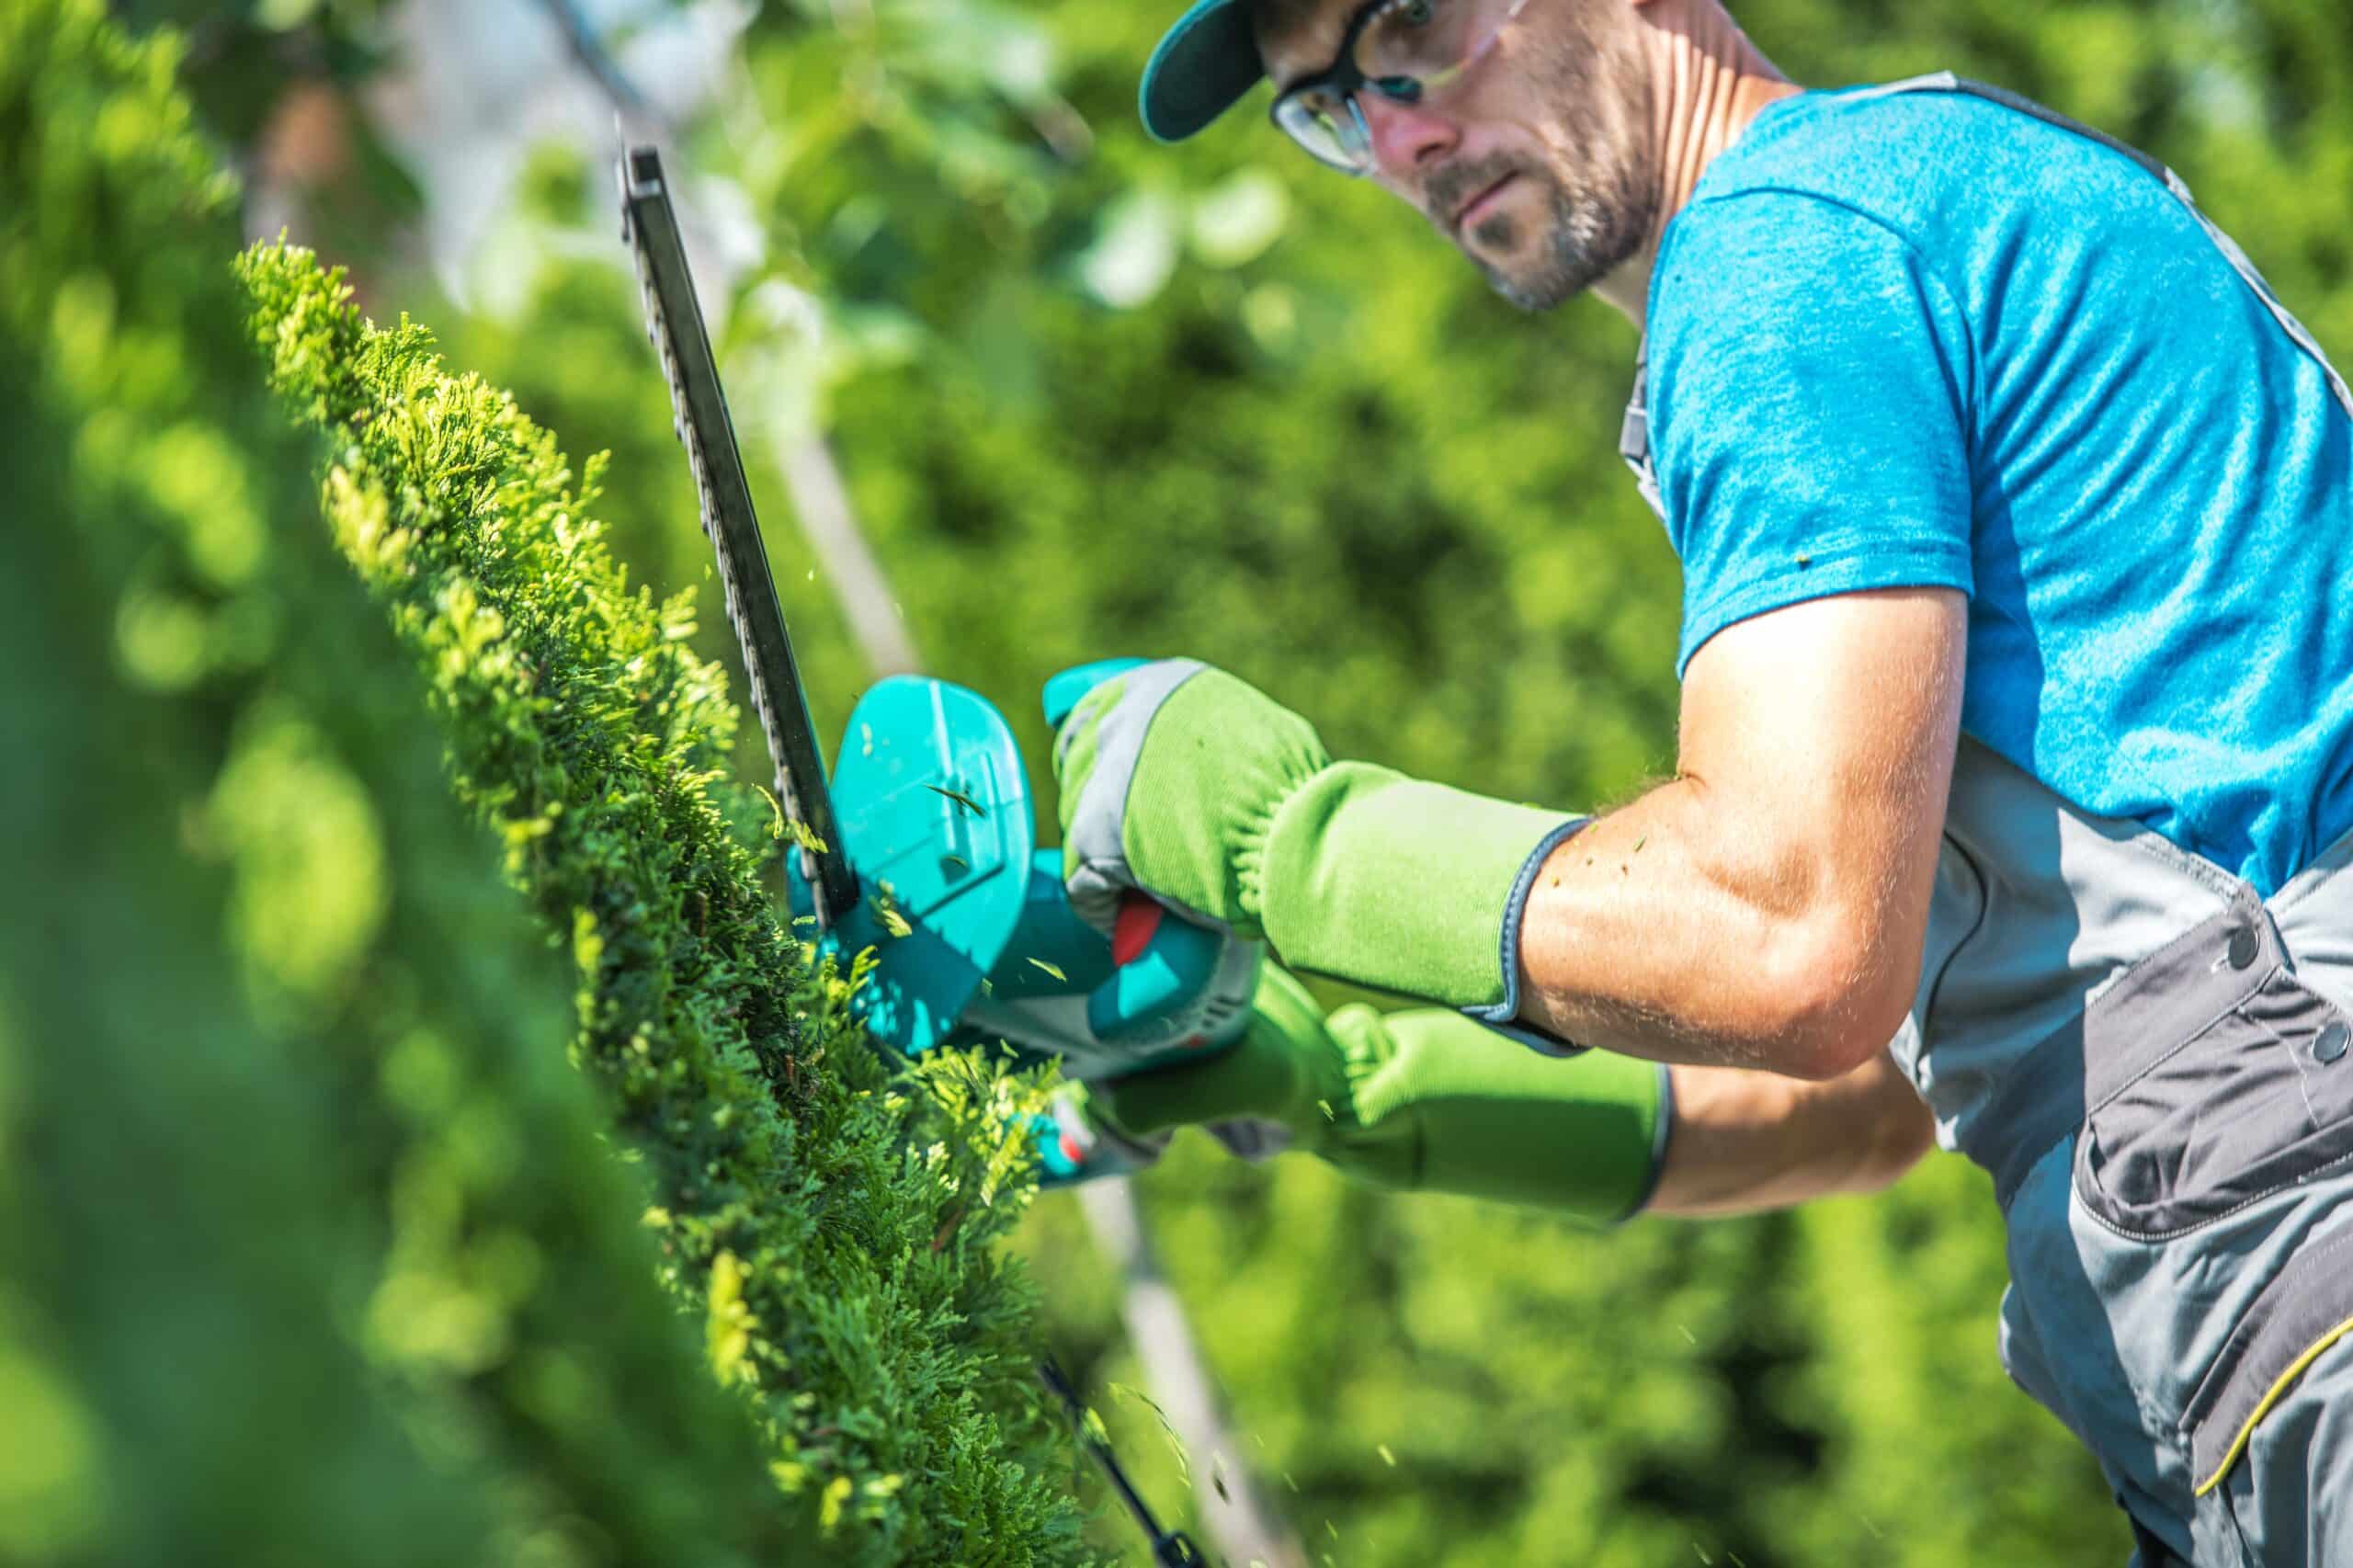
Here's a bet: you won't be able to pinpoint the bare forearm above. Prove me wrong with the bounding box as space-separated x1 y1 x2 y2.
1646 1049 1937 1218
1509 589 1963 1078
1511 776 1915 1075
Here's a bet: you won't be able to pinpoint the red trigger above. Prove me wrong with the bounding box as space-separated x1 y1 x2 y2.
1111 896 1163 966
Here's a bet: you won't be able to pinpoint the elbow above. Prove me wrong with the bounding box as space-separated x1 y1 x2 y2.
1750 918 1920 1082
1853 1089 1938 1192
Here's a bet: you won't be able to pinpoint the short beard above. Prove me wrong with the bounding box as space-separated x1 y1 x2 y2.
1428 29 1657 312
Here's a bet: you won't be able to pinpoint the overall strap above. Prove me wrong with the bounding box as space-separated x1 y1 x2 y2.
1618 341 1663 518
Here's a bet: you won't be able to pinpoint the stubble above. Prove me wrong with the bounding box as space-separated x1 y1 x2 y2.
1441 18 1657 312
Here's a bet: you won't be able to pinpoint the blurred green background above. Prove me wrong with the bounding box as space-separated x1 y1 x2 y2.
6 0 2348 1562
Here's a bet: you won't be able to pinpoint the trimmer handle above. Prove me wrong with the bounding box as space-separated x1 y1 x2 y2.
1040 656 1149 732
1101 892 1232 1040
959 848 1257 1080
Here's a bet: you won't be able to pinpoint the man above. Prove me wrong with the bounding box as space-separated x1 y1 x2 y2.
1041 0 2353 1562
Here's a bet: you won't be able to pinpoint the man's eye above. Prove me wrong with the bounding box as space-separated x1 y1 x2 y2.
1369 0 1435 31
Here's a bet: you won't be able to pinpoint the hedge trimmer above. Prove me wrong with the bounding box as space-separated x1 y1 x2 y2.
620 142 1240 1563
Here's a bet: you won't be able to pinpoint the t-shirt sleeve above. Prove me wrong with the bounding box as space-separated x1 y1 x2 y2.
1648 189 1976 678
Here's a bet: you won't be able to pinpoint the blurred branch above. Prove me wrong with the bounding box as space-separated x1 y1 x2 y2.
1025 93 1095 165
774 431 921 676
1080 1178 1308 1568
535 0 671 136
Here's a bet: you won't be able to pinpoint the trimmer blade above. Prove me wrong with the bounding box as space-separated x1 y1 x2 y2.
619 145 858 926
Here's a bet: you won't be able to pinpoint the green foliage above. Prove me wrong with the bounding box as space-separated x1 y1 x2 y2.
0 3 797 1562
1 2 1097 1562
234 239 1093 1565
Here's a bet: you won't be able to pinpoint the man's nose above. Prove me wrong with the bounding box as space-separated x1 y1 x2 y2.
1358 92 1457 180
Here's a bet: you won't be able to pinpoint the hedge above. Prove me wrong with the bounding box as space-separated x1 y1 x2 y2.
0 3 1095 1562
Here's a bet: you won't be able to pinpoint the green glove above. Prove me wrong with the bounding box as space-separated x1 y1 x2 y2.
1052 660 1585 1026
1071 965 1670 1223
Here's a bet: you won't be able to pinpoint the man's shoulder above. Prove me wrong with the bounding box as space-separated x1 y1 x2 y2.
1682 78 2154 254
1650 75 2191 350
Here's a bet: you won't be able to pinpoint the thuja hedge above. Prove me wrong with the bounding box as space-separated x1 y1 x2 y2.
235 241 1094 1563
4 3 799 1562
0 1 1094 1561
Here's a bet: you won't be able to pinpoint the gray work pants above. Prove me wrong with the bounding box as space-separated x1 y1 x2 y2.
1983 869 2353 1567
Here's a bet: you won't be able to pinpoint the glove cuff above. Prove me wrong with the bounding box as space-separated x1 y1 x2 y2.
1461 816 1588 1048
1256 762 1580 1010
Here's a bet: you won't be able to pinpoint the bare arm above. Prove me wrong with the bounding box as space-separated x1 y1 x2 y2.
1646 1050 1938 1217
1514 587 1968 1080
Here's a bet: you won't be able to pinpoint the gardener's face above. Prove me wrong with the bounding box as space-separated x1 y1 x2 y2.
1257 0 1656 310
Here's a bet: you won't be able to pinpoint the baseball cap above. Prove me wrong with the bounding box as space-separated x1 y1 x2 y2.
1139 0 1267 143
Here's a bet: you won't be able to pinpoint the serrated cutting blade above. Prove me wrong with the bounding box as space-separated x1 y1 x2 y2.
619 144 858 929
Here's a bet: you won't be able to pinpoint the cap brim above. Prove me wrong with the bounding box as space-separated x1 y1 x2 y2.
1139 0 1266 143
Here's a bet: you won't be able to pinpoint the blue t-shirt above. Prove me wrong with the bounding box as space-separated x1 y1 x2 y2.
1645 81 2353 898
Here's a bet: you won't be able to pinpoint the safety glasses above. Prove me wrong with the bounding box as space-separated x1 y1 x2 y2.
1267 0 1532 174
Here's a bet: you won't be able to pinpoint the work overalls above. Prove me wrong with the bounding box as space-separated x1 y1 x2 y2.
1620 74 2353 1566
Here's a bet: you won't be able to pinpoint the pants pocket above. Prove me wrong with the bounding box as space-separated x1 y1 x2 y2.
2182 1226 2353 1558
2075 964 2353 1239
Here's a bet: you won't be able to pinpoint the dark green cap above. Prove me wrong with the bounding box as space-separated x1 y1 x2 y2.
1139 0 1266 143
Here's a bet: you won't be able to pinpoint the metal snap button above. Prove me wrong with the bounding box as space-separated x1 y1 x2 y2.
2226 923 2260 971
2316 1021 2349 1064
